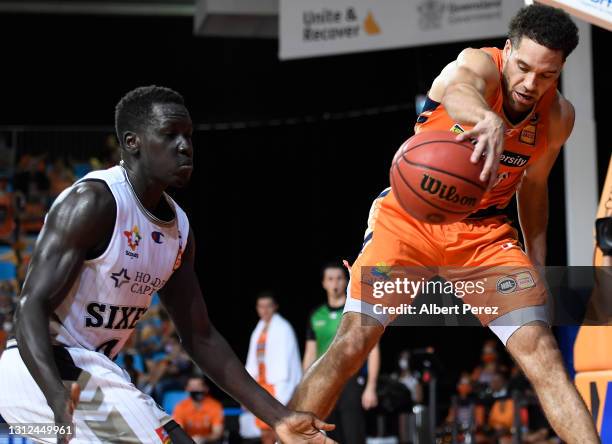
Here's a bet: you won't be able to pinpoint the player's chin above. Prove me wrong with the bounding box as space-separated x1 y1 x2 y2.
171 169 192 187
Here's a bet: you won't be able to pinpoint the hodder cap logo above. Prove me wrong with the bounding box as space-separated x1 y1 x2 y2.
496 276 517 294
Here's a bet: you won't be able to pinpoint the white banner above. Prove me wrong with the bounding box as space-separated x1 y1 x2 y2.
279 0 524 60
534 0 612 31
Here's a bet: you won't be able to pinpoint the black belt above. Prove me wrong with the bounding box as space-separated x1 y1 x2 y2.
466 205 507 219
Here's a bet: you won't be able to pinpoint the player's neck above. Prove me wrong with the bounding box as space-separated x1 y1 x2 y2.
327 293 346 308
121 162 166 213
503 105 533 125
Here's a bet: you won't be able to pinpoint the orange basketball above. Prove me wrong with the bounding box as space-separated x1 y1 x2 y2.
390 130 486 224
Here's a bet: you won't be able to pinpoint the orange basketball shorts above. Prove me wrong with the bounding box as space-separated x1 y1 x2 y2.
345 188 548 343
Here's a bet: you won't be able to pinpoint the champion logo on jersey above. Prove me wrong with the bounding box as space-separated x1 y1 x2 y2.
151 231 164 244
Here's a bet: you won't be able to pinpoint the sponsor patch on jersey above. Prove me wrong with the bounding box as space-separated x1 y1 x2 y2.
373 262 391 279
515 272 536 290
173 230 184 271
110 268 131 288
123 225 142 258
496 271 536 294
151 231 164 244
519 124 537 145
155 426 171 444
500 151 530 168
496 276 517 294
450 123 465 134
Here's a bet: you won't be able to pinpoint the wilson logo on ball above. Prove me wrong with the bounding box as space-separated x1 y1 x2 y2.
420 174 478 207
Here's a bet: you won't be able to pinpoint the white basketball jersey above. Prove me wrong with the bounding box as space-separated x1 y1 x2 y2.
49 166 189 359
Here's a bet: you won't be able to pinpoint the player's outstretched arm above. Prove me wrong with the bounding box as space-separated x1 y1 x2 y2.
516 93 574 266
158 229 336 443
15 181 115 440
432 48 505 184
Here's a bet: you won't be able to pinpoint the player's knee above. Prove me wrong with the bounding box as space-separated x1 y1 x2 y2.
334 313 380 364
507 322 562 385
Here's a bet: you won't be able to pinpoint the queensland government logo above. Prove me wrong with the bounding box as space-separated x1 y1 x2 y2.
123 225 141 258
418 0 445 30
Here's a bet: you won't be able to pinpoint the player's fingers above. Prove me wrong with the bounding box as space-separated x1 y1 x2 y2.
456 128 478 142
470 138 486 163
480 146 496 182
69 383 80 413
486 158 500 190
313 418 336 432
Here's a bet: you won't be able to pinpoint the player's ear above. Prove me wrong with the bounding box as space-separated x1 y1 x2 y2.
123 131 140 156
502 39 513 61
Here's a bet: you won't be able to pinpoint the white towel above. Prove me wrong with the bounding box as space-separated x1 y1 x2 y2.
245 313 302 404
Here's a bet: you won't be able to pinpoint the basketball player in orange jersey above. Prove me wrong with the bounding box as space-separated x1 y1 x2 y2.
290 5 601 443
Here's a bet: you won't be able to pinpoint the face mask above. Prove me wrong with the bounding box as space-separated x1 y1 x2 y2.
189 391 205 402
398 358 409 370
3 322 12 332
482 352 496 363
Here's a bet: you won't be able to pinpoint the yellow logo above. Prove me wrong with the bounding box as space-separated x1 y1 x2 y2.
519 124 537 145
363 10 381 35
450 123 465 134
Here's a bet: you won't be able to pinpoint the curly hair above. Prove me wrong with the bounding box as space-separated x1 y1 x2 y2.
508 4 578 60
115 85 185 147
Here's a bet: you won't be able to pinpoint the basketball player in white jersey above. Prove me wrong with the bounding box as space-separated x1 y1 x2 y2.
0 86 335 444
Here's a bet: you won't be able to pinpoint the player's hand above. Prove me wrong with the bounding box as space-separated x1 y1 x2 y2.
456 111 505 188
274 411 337 443
53 382 80 443
361 385 378 410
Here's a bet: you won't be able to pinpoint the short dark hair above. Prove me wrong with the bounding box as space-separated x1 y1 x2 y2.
256 291 277 305
508 4 578 60
321 261 347 280
114 85 185 147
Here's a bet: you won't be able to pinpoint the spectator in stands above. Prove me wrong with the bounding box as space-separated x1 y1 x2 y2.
475 371 529 444
446 373 478 430
173 376 224 444
14 155 50 234
393 350 423 404
245 291 302 444
471 339 502 390
142 333 193 402
48 158 75 199
122 353 143 387
0 176 16 244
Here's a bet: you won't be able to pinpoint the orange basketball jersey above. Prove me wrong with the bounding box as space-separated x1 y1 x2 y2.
414 47 557 211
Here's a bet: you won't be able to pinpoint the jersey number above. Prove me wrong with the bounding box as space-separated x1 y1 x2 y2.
95 339 120 357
